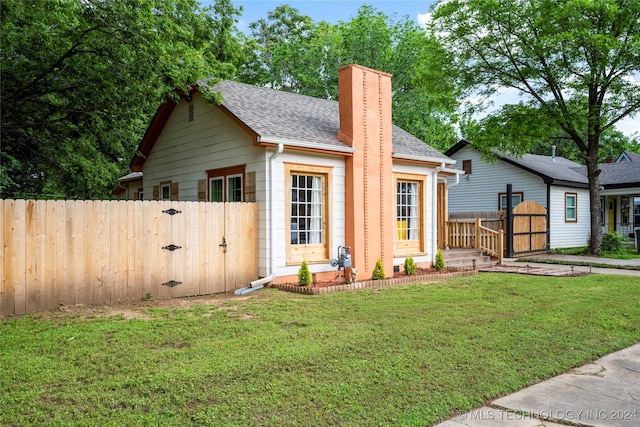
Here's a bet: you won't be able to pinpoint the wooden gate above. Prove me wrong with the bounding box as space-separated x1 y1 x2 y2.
1 200 258 317
509 200 548 257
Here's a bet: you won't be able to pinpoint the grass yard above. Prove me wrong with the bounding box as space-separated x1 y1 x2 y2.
2 273 639 426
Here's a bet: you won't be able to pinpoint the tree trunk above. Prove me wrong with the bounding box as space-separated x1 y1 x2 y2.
585 149 602 255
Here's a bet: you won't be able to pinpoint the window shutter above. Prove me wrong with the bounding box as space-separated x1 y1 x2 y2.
170 183 179 201
198 179 206 202
152 185 159 200
245 171 256 202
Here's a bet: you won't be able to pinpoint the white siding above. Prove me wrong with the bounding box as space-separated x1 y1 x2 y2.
270 151 346 278
392 162 438 264
548 186 591 248
447 146 547 211
143 93 265 201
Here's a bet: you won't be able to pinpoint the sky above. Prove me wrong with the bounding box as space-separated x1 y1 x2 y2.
200 0 638 140
226 0 437 31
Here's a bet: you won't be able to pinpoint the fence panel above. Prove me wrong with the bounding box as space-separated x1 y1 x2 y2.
1 199 258 317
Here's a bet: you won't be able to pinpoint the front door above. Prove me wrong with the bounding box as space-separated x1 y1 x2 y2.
608 198 616 233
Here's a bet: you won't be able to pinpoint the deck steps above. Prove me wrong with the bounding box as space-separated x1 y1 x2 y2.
441 248 497 270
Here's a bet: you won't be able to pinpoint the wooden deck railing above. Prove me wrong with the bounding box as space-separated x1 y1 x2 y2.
446 218 504 264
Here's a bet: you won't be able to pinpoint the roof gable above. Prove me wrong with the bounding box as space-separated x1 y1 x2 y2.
131 79 452 170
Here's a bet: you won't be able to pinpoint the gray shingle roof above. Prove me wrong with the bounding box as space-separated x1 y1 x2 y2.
499 153 589 185
203 80 451 162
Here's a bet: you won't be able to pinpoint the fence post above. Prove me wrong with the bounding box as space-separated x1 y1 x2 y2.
499 230 504 265
506 184 513 258
475 217 481 249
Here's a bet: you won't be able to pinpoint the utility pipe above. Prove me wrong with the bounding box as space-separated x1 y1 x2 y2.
432 163 446 262
236 143 284 295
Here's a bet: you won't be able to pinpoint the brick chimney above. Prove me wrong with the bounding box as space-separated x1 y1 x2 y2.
337 64 394 280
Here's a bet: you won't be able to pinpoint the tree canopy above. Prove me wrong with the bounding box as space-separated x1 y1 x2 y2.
1 0 242 198
430 0 640 253
239 4 460 151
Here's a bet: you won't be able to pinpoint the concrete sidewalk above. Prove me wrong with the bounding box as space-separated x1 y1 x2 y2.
437 344 640 427
492 253 640 277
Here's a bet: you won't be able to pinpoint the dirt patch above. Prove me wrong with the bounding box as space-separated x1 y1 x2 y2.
26 293 256 321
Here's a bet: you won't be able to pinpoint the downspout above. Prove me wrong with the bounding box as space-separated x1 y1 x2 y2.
236 143 284 294
252 143 284 287
432 163 446 263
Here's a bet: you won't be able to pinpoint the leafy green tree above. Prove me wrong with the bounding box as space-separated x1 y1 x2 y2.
431 0 640 254
239 4 460 151
1 0 242 199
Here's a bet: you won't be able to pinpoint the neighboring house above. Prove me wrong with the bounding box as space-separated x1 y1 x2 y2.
128 64 460 284
445 141 640 249
593 151 640 238
112 171 143 200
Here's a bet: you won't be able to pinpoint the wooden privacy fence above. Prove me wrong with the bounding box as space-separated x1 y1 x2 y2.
1 199 258 317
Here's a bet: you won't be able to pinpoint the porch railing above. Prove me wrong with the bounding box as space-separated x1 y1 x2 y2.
446 218 504 264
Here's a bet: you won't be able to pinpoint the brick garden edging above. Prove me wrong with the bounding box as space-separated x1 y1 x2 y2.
268 270 478 295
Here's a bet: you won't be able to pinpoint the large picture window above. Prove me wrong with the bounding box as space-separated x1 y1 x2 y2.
285 163 331 263
395 174 424 255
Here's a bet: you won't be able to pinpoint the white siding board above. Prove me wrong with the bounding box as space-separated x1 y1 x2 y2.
447 147 547 211
548 186 591 248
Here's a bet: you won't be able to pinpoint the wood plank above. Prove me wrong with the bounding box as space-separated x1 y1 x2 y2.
83 201 96 306
172 201 188 297
132 201 144 301
2 200 16 317
96 200 110 304
156 201 172 299
25 200 39 314
141 200 158 300
183 202 198 297
11 200 26 315
0 200 5 317
54 200 67 307
71 200 85 306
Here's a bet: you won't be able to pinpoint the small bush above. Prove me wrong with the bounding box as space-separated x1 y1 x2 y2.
372 259 386 280
601 232 624 254
434 249 445 271
404 257 416 275
297 259 312 286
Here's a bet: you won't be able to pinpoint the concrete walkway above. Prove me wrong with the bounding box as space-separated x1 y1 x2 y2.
437 254 640 427
491 253 640 277
437 344 640 427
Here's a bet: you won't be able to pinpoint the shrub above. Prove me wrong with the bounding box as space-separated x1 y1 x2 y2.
434 249 445 271
404 257 416 275
372 259 386 280
297 259 312 286
601 232 624 254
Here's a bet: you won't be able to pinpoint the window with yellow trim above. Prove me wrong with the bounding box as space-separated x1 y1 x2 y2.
285 164 331 263
395 175 424 255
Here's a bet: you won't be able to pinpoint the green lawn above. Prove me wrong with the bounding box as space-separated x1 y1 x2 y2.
2 273 639 426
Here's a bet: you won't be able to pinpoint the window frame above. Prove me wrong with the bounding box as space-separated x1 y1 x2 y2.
462 159 472 175
206 165 245 202
394 173 425 256
160 183 171 201
565 192 578 222
285 163 332 264
498 192 523 210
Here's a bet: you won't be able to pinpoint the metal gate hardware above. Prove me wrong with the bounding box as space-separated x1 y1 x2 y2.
162 280 182 288
162 208 182 215
162 244 182 251
219 236 227 253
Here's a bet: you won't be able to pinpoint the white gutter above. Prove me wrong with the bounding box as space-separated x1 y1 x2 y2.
393 153 458 165
258 136 356 154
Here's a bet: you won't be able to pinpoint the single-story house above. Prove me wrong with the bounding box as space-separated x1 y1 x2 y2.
591 151 640 238
128 64 461 284
445 140 640 249
112 171 143 200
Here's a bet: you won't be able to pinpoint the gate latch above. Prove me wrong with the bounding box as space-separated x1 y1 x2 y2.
219 236 227 253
